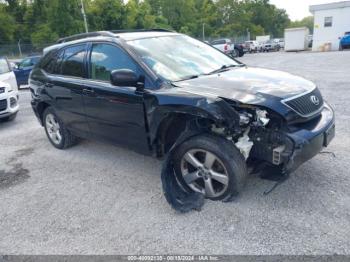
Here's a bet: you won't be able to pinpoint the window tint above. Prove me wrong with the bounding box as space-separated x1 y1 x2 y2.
0 58 10 74
44 50 64 74
61 45 86 77
324 17 332 27
89 44 138 81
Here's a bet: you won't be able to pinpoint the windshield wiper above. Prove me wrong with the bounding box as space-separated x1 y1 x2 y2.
207 64 244 75
175 74 201 82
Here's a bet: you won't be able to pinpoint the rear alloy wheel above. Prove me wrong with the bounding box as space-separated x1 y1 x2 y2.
45 113 62 146
173 134 248 201
43 107 78 149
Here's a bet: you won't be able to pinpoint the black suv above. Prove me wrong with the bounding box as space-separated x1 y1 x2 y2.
30 30 335 210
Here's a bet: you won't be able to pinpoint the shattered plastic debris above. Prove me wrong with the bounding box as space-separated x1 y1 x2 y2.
161 152 205 213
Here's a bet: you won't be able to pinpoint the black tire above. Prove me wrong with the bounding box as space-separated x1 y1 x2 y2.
2 112 17 122
173 134 248 201
43 107 78 149
231 48 239 58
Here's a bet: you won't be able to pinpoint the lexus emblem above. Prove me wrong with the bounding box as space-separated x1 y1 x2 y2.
310 95 320 105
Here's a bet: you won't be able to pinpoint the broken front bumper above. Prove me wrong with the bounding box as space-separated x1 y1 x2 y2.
284 102 335 173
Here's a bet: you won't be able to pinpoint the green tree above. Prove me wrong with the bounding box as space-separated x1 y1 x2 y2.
0 4 16 44
289 16 314 33
48 0 84 38
31 24 59 48
125 0 158 29
0 0 298 47
159 0 197 33
86 0 126 31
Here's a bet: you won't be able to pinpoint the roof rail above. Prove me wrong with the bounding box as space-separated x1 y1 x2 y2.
57 31 116 44
110 28 173 34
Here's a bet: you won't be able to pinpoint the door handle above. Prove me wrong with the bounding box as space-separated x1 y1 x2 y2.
83 88 95 95
45 83 54 88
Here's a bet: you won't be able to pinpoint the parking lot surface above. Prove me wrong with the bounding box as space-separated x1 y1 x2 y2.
0 51 349 255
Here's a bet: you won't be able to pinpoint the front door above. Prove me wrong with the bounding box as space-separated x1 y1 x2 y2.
82 43 150 154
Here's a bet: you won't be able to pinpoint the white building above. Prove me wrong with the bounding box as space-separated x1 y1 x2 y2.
310 1 350 51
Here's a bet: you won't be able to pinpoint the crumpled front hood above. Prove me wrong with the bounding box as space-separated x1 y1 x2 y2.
174 67 316 106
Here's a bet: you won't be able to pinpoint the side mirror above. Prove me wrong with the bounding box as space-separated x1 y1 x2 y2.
110 69 141 88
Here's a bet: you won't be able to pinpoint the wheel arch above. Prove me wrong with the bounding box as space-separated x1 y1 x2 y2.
154 112 214 157
36 101 51 125
148 98 241 158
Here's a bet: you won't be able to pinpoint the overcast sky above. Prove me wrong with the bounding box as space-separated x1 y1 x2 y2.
269 0 343 21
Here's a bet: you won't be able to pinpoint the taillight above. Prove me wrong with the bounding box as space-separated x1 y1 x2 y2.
224 44 228 51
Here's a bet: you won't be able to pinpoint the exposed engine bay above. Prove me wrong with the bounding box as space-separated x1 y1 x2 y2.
212 103 294 173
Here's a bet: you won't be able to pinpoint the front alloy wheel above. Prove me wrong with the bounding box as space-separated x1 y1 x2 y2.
181 149 229 198
173 134 248 201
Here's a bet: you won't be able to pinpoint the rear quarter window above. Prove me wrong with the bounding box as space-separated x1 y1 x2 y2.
42 50 64 74
61 44 86 78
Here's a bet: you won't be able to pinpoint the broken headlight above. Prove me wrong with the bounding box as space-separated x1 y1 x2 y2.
238 108 270 127
256 109 270 126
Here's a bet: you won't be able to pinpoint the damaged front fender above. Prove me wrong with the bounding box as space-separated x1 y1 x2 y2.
143 88 241 151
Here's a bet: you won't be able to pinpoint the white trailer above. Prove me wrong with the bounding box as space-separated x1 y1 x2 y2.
284 27 310 51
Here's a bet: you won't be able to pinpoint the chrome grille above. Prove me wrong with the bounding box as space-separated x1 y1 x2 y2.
0 99 7 112
282 88 324 117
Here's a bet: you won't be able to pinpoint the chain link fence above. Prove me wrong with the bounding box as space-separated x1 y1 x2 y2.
0 43 52 59
1 34 250 59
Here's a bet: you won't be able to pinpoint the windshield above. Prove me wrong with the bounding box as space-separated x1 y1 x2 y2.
127 35 240 82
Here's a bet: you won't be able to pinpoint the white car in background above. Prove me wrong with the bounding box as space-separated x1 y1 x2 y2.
211 39 237 57
0 57 19 121
274 38 285 49
245 40 261 53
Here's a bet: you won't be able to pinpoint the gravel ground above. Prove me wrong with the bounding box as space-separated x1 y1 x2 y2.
0 51 349 255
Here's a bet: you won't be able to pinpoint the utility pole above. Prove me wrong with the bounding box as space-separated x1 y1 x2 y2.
18 39 22 58
80 0 89 33
202 23 205 41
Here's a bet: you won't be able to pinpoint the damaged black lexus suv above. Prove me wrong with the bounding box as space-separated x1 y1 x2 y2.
30 29 335 211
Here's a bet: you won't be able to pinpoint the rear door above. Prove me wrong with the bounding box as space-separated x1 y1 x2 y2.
42 44 89 135
82 42 150 154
